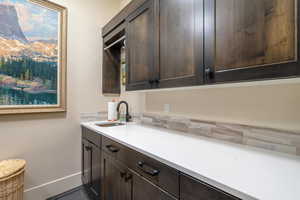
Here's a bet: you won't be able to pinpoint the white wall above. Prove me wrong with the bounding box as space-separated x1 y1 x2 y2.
120 0 132 9
145 79 300 132
0 0 142 199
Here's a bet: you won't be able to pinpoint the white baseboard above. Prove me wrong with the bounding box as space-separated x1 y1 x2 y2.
24 172 82 200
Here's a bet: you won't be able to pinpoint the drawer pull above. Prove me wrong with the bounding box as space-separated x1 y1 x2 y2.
137 161 160 177
106 145 120 153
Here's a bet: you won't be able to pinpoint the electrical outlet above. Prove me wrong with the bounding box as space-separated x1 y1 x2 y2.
164 104 171 113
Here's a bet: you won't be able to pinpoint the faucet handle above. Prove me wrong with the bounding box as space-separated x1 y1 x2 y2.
126 114 132 122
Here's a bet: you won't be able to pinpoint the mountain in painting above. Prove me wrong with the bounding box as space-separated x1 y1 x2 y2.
0 4 58 62
0 37 58 62
0 4 28 43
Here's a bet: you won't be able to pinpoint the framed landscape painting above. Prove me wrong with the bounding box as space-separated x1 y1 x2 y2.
0 0 67 114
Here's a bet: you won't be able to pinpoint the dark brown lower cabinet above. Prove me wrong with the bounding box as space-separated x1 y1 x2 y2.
90 143 101 198
132 170 176 200
101 152 177 200
82 139 91 186
82 128 242 200
180 174 240 200
82 140 101 199
101 152 132 200
102 134 180 198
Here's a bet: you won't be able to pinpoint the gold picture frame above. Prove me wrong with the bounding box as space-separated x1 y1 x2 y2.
0 0 67 115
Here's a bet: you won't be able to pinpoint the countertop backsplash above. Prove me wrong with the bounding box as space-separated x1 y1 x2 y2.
140 113 300 157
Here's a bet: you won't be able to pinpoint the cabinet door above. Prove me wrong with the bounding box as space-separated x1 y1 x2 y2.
82 139 92 186
180 174 240 200
126 0 157 91
101 152 132 200
204 0 300 84
158 0 204 88
132 170 176 200
90 143 102 198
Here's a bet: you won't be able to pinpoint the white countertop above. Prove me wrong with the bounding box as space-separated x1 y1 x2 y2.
81 121 300 200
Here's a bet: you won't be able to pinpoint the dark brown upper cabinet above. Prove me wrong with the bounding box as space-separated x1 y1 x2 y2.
102 25 126 95
204 0 300 84
125 0 204 91
103 0 300 93
157 0 204 89
101 0 148 95
126 0 157 91
102 46 121 95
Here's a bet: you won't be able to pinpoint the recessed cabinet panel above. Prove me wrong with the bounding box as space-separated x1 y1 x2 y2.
215 0 296 71
180 174 240 200
205 0 300 83
82 139 91 186
81 127 102 198
101 152 132 200
90 143 101 198
132 171 176 200
158 0 204 88
128 12 152 82
126 0 156 90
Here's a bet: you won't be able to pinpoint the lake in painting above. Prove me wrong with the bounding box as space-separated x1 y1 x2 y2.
0 87 57 105
0 0 59 106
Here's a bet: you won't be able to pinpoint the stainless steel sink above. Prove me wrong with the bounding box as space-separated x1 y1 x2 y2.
95 122 125 127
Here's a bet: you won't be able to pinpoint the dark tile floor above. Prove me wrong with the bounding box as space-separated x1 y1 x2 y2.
47 186 92 200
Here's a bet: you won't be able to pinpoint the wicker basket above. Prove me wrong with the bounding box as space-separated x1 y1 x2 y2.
0 160 26 200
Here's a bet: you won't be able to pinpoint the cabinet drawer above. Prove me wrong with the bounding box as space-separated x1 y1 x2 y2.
132 169 177 200
81 126 102 148
180 173 240 200
102 136 180 198
102 136 125 157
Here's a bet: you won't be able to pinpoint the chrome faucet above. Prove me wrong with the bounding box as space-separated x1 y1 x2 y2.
116 101 132 122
